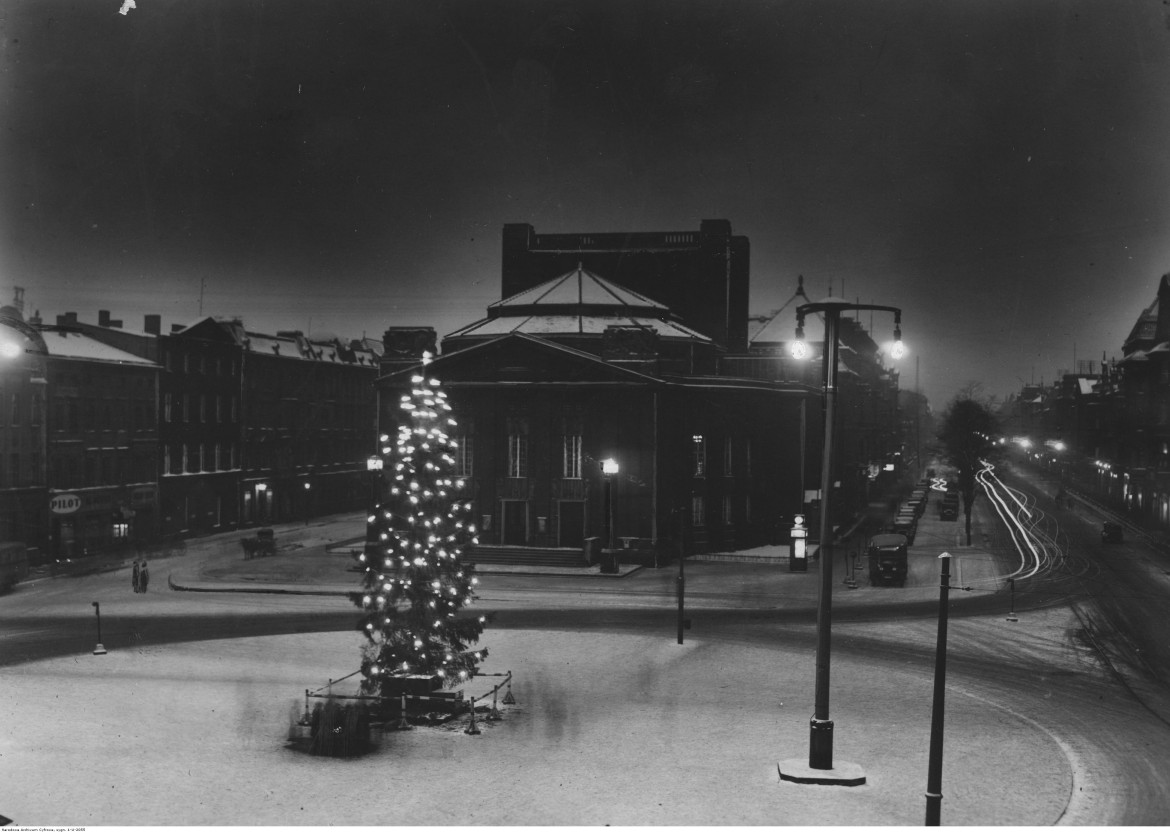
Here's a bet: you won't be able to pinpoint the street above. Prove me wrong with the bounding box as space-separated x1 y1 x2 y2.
2 481 1170 825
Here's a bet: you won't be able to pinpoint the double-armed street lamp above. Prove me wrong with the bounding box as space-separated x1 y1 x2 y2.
779 296 904 786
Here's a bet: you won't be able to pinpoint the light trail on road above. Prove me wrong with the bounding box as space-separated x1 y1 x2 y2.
977 461 1064 581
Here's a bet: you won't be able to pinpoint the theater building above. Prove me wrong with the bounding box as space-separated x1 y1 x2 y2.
378 262 814 559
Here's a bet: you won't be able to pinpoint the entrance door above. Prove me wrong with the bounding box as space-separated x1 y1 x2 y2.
501 500 528 546
558 501 586 548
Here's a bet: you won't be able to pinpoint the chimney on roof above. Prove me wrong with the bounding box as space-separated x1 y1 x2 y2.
98 310 123 328
380 326 436 375
56 312 78 327
144 314 161 335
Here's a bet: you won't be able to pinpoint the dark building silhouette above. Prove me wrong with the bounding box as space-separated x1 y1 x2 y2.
502 219 751 352
377 223 905 560
16 308 378 553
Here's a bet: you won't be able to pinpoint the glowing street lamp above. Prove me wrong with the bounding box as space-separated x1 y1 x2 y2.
780 296 903 787
601 458 619 551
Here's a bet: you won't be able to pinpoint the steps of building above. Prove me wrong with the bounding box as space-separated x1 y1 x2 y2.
468 545 590 569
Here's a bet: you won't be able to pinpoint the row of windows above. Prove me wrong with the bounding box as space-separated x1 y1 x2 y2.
691 434 752 478
164 443 238 475
163 393 238 424
245 367 371 403
52 400 152 433
456 432 752 480
48 372 152 391
690 494 752 528
3 392 44 428
165 352 237 377
51 453 155 489
2 451 41 488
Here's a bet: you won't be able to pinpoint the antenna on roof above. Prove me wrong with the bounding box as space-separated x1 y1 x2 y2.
745 275 815 339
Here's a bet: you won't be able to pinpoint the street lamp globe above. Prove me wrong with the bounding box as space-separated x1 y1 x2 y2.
601 458 619 476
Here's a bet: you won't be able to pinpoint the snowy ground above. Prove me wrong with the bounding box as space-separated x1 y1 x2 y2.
0 625 1070 827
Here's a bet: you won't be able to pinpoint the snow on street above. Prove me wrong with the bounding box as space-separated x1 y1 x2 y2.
0 626 1068 827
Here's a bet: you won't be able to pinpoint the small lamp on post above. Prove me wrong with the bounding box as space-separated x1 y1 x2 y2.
779 296 904 787
789 514 808 572
600 458 619 573
91 601 107 655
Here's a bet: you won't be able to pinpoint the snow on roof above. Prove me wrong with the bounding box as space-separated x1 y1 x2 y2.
241 330 377 365
491 265 669 312
1078 378 1095 395
41 329 157 365
446 314 711 342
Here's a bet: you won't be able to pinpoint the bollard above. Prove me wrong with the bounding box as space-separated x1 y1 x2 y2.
487 687 502 722
464 696 481 735
502 672 516 705
91 601 107 655
395 692 412 730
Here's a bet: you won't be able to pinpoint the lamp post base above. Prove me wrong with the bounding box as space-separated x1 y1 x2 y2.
777 759 866 787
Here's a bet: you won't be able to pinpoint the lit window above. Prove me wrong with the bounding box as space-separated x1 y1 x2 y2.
692 434 706 477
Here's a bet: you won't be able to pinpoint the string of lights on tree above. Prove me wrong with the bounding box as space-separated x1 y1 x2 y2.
351 353 488 695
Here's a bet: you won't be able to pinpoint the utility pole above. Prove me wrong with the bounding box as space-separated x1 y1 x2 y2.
926 552 970 825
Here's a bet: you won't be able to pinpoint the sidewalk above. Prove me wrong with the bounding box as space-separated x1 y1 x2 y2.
166 501 998 600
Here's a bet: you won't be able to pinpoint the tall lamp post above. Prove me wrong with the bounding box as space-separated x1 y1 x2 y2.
779 296 903 786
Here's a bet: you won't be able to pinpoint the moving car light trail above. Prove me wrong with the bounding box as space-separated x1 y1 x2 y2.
976 461 1063 581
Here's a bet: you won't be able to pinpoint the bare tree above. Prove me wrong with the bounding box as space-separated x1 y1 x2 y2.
937 393 1001 545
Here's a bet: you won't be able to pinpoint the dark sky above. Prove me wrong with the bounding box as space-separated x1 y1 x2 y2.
4 0 1170 408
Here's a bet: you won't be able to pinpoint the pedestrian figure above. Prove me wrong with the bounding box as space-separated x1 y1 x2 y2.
132 560 141 593
139 560 150 593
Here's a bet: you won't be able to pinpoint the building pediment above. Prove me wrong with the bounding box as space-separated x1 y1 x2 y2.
170 317 243 344
378 333 658 387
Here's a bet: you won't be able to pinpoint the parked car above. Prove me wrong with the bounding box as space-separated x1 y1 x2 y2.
892 515 917 545
867 533 909 587
1101 522 1123 543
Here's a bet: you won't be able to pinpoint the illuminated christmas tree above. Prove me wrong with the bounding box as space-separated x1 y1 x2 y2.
352 355 487 697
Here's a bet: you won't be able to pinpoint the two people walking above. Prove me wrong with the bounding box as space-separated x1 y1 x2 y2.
131 559 150 593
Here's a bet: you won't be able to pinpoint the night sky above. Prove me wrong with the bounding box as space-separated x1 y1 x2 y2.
5 0 1170 407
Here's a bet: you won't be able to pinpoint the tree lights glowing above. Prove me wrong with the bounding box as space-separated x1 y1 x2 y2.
352 356 488 695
